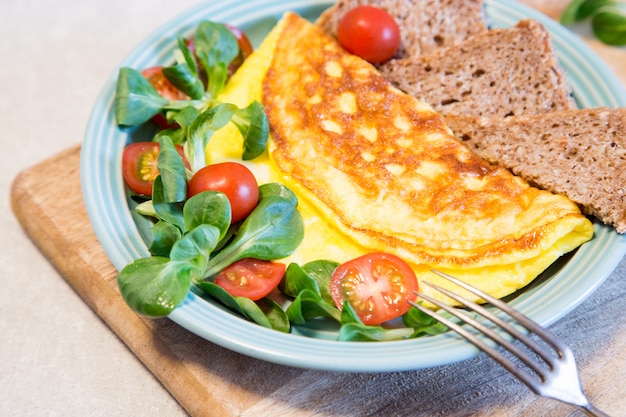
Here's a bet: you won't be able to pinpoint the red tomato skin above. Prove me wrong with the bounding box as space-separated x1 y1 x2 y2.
214 258 286 300
122 142 187 196
187 162 259 223
329 252 418 325
336 6 401 64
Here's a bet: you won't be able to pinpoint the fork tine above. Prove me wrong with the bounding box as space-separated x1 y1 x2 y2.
410 292 541 390
422 279 559 374
414 270 611 416
430 269 567 356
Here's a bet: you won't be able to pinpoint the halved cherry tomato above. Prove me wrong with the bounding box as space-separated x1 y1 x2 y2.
122 142 187 196
329 252 418 325
214 258 286 300
336 6 401 64
187 162 259 223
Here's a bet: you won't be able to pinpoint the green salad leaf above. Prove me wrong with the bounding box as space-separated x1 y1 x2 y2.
118 256 196 317
561 0 626 46
195 282 290 332
115 67 169 126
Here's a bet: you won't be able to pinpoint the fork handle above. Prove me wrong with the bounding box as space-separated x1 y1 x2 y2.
578 404 611 417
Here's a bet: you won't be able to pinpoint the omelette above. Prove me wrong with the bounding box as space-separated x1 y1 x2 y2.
207 13 594 304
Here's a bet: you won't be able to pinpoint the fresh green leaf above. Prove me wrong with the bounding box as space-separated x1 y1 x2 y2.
177 34 199 77
402 306 449 337
592 6 626 46
281 260 338 304
281 263 319 298
337 323 415 342
186 103 237 171
231 101 270 160
579 0 618 20
162 63 205 100
256 298 291 333
301 260 338 304
336 301 413 341
154 127 186 145
170 224 221 272
182 191 231 240
286 289 341 324
202 196 305 278
149 220 182 257
195 281 290 332
561 0 626 46
157 136 187 203
135 200 156 218
118 256 194 317
152 176 185 231
174 105 201 129
561 0 594 23
258 183 299 207
115 67 168 126
194 21 239 98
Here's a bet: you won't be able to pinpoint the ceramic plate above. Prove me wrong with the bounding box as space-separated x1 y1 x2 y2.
81 0 626 371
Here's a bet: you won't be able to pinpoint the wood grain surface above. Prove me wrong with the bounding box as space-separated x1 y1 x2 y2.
10 1 626 415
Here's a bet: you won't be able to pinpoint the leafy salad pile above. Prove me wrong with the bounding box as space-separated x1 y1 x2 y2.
113 18 448 342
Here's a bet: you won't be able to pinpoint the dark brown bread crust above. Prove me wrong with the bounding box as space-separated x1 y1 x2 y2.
380 19 577 117
446 109 626 233
315 0 488 61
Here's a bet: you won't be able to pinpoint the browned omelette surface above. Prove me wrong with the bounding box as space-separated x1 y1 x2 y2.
262 13 592 279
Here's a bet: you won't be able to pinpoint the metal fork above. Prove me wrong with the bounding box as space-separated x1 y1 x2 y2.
410 270 610 417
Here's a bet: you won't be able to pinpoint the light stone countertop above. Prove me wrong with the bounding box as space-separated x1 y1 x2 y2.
2 1 625 416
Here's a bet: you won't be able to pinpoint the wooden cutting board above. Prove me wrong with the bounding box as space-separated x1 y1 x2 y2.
10 145 626 417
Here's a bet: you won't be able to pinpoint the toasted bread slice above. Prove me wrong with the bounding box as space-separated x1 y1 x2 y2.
380 19 577 117
446 108 626 233
316 0 488 61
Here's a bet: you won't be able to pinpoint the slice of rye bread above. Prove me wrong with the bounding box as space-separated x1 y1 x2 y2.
446 108 626 233
315 0 488 61
380 19 578 118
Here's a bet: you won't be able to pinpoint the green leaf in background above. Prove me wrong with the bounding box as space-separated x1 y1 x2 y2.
561 0 626 46
114 67 168 126
578 0 619 20
592 6 626 46
561 0 587 23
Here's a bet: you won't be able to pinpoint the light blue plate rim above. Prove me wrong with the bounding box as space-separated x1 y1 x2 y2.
80 0 626 372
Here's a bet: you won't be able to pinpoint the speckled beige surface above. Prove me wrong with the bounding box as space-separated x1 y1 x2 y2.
3 1 626 416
